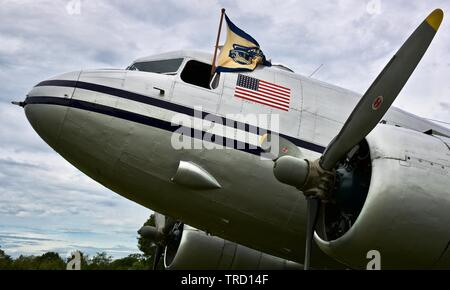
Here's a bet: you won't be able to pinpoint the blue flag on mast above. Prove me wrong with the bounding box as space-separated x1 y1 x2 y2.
216 14 271 73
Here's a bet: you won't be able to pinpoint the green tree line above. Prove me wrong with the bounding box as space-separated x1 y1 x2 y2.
0 248 153 270
0 214 163 270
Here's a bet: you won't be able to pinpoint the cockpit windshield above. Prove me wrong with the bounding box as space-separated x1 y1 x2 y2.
126 58 184 75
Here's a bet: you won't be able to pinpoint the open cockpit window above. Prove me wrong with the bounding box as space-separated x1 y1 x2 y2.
180 60 219 90
127 58 184 75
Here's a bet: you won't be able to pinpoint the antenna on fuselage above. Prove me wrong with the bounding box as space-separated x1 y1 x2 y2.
309 63 324 78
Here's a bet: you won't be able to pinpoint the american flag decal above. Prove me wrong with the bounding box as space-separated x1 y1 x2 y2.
234 74 291 111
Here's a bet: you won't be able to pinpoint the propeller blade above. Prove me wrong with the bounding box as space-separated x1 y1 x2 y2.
320 9 444 170
154 212 176 234
153 246 163 270
304 197 320 270
154 213 167 232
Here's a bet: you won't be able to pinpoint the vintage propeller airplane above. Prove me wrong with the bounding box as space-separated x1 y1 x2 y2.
13 8 450 269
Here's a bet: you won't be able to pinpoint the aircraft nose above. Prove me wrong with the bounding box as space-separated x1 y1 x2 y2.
24 101 69 150
24 71 81 149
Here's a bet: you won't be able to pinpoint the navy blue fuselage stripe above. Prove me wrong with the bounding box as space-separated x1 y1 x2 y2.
35 80 325 153
25 96 265 156
215 67 254 73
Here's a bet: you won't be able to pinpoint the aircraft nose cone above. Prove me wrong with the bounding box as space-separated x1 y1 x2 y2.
24 71 81 149
24 102 68 149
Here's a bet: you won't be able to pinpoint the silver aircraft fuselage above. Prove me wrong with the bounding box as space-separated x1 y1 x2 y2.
22 50 450 269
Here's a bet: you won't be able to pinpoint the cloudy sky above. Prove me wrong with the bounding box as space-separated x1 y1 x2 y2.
1 0 449 259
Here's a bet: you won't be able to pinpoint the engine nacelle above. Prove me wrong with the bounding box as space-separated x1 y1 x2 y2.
315 125 450 269
164 225 302 270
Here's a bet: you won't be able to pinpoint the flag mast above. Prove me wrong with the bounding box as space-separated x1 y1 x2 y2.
210 8 226 79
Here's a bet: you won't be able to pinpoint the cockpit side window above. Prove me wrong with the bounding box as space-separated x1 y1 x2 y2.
127 58 184 74
180 60 217 90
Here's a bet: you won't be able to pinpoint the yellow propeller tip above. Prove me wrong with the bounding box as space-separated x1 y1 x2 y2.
426 9 444 31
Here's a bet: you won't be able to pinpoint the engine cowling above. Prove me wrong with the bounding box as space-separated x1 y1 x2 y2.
314 125 450 269
164 225 302 270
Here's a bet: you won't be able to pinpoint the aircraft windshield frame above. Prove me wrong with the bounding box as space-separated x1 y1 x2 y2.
127 58 184 75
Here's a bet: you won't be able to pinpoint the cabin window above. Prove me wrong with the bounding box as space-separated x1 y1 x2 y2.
127 58 183 74
180 60 215 89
